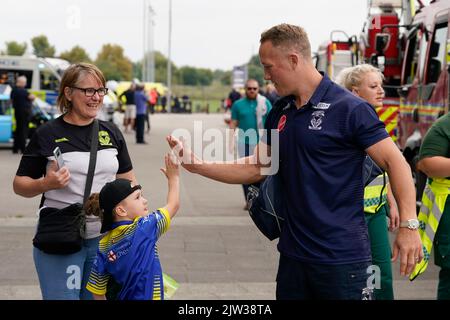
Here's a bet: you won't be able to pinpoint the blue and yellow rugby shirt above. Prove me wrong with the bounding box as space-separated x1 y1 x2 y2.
86 208 170 300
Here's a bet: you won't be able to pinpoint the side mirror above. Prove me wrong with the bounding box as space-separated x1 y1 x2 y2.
375 34 390 54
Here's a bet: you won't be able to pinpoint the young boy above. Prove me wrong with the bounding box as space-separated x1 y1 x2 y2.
85 154 179 300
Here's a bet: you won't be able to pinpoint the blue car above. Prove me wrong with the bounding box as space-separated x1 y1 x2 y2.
0 84 12 144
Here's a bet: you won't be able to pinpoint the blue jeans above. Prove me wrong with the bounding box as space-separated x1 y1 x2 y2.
33 237 100 300
276 254 372 300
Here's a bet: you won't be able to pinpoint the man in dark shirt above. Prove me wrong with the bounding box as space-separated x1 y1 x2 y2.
134 84 148 144
119 83 136 133
228 88 241 106
167 24 423 299
10 75 35 154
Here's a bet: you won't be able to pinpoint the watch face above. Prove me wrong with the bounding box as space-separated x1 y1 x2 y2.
400 219 420 229
410 219 420 229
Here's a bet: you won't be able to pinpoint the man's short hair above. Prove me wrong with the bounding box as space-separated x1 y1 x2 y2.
16 75 27 85
260 24 311 58
245 79 259 88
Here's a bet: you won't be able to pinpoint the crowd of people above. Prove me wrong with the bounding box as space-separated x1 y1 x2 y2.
169 23 422 300
116 83 192 145
11 22 448 301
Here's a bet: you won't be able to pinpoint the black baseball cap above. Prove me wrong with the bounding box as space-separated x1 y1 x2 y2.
99 179 142 233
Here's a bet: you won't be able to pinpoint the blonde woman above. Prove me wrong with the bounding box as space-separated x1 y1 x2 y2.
336 64 400 300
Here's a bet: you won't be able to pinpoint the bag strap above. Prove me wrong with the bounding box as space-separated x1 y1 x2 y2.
83 119 99 204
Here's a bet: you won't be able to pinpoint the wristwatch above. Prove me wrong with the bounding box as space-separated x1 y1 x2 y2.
400 219 420 230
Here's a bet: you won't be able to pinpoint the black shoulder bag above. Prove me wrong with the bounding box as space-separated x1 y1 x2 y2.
33 120 99 255
245 100 287 241
246 173 285 241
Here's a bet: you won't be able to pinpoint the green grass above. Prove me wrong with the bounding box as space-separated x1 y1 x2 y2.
190 99 222 113
171 81 228 113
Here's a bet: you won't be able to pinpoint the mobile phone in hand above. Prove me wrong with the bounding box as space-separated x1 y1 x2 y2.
53 147 64 169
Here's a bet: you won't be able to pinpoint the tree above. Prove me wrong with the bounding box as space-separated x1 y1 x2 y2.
213 69 231 86
59 45 91 63
248 54 261 66
247 54 264 85
5 41 27 56
95 44 132 81
248 65 264 86
220 71 232 85
154 51 178 84
177 66 213 86
132 61 142 82
31 35 56 57
196 68 213 86
179 66 198 85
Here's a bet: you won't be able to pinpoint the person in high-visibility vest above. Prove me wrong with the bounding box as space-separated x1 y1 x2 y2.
412 112 450 299
337 64 400 300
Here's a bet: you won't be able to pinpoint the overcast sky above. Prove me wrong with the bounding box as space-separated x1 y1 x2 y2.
1 0 408 70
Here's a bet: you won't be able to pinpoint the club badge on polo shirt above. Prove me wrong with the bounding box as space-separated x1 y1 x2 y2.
313 102 330 110
107 250 117 262
99 130 113 146
309 110 325 131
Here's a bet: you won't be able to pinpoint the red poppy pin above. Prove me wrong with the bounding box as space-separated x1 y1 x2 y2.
277 115 287 132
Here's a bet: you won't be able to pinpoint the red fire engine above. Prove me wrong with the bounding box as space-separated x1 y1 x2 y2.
315 31 359 81
396 0 449 201
315 0 408 143
359 0 409 143
316 0 450 204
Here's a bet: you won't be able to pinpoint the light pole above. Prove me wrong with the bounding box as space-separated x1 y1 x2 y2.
166 0 172 113
148 4 155 83
142 0 156 83
142 0 147 82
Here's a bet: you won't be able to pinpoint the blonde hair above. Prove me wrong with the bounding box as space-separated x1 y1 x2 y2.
57 63 106 113
335 64 384 91
260 24 311 58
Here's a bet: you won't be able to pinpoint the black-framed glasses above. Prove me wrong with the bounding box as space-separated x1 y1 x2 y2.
246 87 258 91
71 86 108 97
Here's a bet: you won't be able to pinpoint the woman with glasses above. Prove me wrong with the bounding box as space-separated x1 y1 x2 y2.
13 63 137 300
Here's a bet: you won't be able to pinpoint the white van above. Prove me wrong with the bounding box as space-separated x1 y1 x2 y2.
0 55 66 143
0 55 67 106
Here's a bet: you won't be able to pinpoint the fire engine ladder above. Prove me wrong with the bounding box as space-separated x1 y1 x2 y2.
368 0 414 25
329 31 358 78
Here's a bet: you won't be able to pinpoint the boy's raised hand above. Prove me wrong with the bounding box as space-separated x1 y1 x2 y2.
160 153 179 180
166 135 203 172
